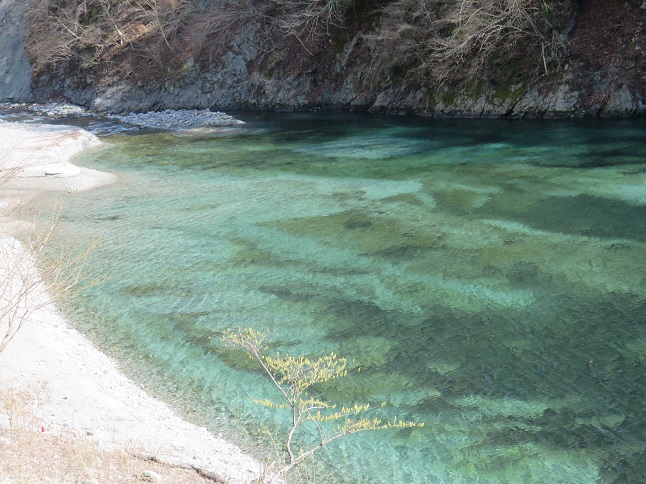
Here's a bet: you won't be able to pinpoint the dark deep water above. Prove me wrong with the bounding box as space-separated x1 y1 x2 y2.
37 114 646 482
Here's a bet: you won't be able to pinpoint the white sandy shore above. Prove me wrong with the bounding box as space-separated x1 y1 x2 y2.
0 120 261 482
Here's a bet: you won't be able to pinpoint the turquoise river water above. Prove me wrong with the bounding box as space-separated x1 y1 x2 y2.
35 114 646 482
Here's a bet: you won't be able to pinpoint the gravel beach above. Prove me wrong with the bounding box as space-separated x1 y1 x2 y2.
0 119 261 482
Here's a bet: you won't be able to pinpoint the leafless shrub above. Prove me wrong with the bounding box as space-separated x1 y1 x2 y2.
373 0 573 86
269 0 353 53
136 0 190 48
0 153 97 356
433 0 569 81
182 0 259 67
26 0 191 74
125 0 191 70
0 208 97 355
274 0 349 34
27 0 120 71
0 155 205 482
0 384 48 431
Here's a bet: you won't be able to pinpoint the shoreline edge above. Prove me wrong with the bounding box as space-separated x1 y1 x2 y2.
0 119 261 483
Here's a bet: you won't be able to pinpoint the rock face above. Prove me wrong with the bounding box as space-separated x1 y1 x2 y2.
0 0 33 102
5 0 646 117
47 67 644 119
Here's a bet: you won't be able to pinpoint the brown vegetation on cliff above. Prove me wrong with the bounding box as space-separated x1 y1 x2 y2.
22 0 646 114
26 0 574 85
372 0 574 88
569 0 646 105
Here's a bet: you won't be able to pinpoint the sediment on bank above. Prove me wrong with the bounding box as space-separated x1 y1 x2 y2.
0 119 261 483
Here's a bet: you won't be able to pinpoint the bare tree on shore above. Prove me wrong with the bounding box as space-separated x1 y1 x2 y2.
0 155 94 355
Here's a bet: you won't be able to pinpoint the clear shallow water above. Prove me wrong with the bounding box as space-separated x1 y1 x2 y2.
39 114 646 482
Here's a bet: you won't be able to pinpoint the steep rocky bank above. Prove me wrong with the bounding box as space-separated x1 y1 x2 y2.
3 0 646 117
0 0 32 102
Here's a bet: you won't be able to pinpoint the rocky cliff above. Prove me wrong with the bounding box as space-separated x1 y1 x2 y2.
3 0 646 117
0 0 33 102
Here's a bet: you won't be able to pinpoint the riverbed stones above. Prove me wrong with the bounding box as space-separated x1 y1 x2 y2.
1 102 246 132
109 109 245 130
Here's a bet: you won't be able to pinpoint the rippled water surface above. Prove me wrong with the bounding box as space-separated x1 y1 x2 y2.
44 114 646 482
